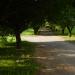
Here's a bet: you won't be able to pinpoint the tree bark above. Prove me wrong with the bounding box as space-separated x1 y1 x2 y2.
67 26 72 37
15 31 21 49
33 28 39 35
62 28 65 34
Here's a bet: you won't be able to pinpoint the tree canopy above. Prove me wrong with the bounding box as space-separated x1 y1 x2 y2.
0 0 74 48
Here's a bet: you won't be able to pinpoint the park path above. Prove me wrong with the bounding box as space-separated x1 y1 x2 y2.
21 32 75 75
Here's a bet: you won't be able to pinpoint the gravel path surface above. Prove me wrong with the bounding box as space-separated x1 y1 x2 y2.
21 32 75 75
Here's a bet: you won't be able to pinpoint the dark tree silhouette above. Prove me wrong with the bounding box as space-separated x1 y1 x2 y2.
0 0 73 48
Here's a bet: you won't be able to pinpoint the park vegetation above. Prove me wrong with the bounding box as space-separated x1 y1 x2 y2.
0 0 75 75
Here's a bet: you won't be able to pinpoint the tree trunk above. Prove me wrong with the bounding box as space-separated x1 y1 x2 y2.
15 31 21 49
67 26 72 37
61 26 65 35
62 28 65 34
71 26 73 31
34 28 39 35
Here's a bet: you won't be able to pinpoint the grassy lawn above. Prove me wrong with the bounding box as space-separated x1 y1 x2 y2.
62 35 75 44
0 36 39 75
55 27 75 44
62 28 75 43
21 28 34 35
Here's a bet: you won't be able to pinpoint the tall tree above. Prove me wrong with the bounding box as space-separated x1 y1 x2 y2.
0 0 73 48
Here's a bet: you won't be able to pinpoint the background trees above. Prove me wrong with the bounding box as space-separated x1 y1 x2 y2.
56 6 75 36
0 0 74 48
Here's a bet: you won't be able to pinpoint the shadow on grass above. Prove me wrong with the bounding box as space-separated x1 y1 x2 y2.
0 41 38 75
65 40 75 44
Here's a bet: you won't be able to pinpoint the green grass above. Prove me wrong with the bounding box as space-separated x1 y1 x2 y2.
0 28 38 75
21 28 34 35
0 36 39 75
62 35 75 44
55 27 75 35
55 26 75 44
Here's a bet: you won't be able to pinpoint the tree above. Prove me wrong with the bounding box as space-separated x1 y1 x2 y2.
0 0 73 48
31 17 45 35
57 6 75 36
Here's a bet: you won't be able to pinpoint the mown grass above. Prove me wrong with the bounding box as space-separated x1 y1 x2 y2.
21 28 34 35
61 28 75 43
0 36 39 75
55 27 75 35
55 27 75 44
62 35 75 44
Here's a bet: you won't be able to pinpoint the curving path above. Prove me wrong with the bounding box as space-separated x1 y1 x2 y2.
21 32 75 75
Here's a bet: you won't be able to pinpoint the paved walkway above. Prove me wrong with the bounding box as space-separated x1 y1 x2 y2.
21 32 75 75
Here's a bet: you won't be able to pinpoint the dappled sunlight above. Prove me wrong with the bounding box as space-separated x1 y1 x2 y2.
41 68 56 72
18 53 55 60
21 35 64 42
30 56 48 59
0 32 75 74
33 38 75 75
39 68 56 74
58 53 75 57
48 49 75 53
22 56 55 60
56 64 75 72
0 59 15 67
0 41 38 75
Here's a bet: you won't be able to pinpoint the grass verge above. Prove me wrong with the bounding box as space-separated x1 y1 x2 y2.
0 39 39 75
21 28 34 35
55 27 75 44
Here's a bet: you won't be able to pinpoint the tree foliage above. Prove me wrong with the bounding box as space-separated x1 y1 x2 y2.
56 6 75 36
0 0 74 48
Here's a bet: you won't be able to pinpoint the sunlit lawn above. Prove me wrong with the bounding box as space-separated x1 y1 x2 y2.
21 28 34 35
0 36 39 75
56 27 75 43
62 35 75 44
62 28 75 43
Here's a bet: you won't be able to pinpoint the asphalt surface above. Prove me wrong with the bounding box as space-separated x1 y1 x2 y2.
21 32 75 75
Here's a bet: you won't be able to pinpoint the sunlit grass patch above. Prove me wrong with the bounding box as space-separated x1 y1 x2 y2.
0 39 39 75
63 35 75 40
55 26 75 43
0 60 15 67
62 35 75 44
21 28 34 35
0 59 39 75
0 58 38 67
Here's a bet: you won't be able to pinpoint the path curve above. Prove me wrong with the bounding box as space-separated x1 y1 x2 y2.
21 32 75 75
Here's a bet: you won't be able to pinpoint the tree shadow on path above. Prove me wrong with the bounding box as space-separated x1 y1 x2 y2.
33 40 75 75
